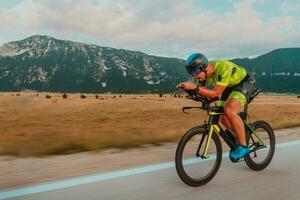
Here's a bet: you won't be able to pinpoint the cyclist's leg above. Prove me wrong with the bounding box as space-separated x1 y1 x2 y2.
224 91 247 146
219 87 233 130
220 115 232 130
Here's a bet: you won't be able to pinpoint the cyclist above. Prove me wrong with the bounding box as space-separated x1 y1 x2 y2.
177 53 256 160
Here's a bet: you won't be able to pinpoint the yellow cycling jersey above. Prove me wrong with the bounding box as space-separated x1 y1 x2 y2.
207 60 247 87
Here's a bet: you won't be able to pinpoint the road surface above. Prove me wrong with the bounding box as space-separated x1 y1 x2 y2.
1 140 300 200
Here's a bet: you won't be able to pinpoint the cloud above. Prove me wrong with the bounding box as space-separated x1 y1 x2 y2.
280 1 300 13
0 0 299 58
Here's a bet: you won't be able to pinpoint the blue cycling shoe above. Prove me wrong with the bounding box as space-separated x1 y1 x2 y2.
230 144 250 160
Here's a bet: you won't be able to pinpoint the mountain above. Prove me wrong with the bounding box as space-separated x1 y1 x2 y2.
0 35 299 93
0 35 186 92
231 48 300 73
231 48 300 93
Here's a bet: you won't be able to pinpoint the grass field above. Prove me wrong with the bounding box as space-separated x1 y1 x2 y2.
0 92 299 157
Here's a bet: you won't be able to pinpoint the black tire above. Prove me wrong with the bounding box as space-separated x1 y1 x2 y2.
175 126 222 187
244 120 275 171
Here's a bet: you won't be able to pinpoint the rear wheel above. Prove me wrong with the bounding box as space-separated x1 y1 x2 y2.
175 126 222 187
244 120 275 171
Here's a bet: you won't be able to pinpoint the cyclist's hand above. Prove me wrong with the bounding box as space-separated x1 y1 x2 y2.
176 82 197 90
176 82 185 89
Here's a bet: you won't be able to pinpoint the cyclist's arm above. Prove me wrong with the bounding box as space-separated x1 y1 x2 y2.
195 85 226 99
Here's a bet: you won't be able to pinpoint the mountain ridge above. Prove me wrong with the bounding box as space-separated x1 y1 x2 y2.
0 35 299 93
0 35 187 92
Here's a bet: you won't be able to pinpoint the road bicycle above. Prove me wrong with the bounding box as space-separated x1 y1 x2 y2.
175 89 275 187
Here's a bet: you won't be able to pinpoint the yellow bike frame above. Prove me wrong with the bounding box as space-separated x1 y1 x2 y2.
203 125 221 157
202 111 266 157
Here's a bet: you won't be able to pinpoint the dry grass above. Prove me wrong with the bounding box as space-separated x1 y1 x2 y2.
0 92 299 157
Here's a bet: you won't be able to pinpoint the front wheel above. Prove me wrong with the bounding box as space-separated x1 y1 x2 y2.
175 126 222 187
245 120 275 171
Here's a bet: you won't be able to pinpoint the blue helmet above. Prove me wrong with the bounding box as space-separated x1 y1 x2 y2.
185 53 208 75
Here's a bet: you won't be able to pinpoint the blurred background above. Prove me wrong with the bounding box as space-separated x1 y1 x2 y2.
0 0 299 198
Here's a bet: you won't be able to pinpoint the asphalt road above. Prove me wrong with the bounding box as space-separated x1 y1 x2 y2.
1 140 300 200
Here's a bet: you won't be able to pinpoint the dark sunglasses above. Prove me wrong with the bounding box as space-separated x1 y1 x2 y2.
190 67 203 77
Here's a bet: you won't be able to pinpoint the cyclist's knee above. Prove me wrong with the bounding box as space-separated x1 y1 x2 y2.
224 99 243 117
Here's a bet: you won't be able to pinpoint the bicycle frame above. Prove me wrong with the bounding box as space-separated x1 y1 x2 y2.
201 108 267 158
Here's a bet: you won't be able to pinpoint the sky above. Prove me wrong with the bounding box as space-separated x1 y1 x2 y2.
0 0 299 59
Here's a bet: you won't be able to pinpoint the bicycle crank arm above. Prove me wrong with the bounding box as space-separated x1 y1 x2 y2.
249 145 267 154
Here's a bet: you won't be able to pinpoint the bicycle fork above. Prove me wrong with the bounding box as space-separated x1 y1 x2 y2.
196 125 220 159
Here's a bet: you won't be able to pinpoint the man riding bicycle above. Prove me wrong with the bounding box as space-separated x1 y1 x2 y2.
177 53 256 160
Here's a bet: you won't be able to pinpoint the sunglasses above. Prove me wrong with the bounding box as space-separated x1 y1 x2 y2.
190 67 203 77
